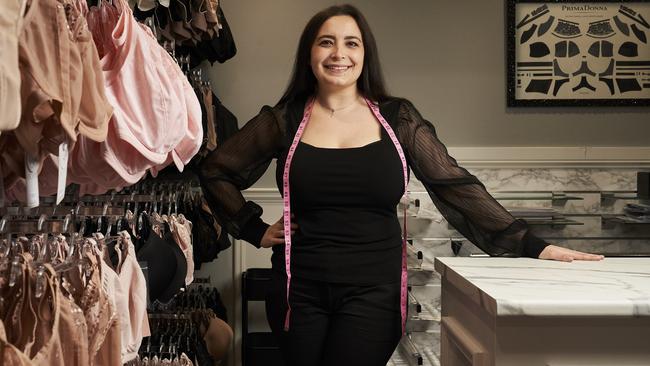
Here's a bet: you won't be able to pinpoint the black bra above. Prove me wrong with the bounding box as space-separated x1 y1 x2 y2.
136 215 188 304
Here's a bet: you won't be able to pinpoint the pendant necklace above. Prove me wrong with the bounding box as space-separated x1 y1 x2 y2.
318 97 359 117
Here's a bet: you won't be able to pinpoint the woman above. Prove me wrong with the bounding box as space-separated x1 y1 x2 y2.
198 4 603 365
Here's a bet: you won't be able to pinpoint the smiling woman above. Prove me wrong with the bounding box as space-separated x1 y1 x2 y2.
197 4 603 366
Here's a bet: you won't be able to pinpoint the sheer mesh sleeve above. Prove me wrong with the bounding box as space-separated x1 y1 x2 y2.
397 100 548 258
197 106 284 247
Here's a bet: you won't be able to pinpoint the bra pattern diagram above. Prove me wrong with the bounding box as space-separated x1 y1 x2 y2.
515 3 650 99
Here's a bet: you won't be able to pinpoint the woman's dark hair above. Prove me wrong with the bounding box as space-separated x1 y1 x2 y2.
278 4 389 105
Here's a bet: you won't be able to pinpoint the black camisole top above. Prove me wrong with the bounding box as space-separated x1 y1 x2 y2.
271 128 405 285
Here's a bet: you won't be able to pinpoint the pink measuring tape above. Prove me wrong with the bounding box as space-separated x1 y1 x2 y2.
282 97 410 334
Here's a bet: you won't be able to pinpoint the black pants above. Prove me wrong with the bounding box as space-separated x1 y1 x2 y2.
265 272 402 366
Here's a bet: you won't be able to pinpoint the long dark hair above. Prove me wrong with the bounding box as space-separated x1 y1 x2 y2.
278 4 390 105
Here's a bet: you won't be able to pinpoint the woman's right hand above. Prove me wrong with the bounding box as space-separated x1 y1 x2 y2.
260 214 298 248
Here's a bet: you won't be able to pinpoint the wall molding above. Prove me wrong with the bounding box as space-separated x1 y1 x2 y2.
242 188 282 201
445 146 650 168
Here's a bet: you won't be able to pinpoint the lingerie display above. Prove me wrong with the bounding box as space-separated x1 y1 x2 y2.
0 181 232 365
0 0 238 364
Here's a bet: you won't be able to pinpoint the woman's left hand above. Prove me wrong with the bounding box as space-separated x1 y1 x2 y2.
538 244 605 262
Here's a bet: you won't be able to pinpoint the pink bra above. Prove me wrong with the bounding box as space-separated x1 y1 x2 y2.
77 0 201 187
5 0 202 198
114 231 150 362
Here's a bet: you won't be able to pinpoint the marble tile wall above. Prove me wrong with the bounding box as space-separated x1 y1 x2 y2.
389 167 649 366
404 167 650 254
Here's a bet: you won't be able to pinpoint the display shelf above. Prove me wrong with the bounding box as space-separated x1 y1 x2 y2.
406 302 440 333
411 332 441 366
398 198 421 217
601 214 650 226
391 332 441 366
397 334 424 366
387 351 411 366
506 207 585 227
492 191 584 202
601 191 638 201
524 218 584 227
408 238 463 259
507 206 557 215
406 316 439 333
408 267 440 286
446 217 583 231
408 287 422 315
406 244 424 269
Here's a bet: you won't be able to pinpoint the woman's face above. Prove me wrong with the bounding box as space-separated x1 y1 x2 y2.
310 15 365 92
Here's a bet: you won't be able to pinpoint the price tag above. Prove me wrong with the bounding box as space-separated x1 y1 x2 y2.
56 142 69 205
25 152 39 208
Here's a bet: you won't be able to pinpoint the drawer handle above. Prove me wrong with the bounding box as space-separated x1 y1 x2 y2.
442 316 489 366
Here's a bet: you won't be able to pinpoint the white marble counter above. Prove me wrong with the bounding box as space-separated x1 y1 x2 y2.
434 257 650 317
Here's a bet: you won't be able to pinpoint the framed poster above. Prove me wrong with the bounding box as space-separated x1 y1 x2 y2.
507 0 650 107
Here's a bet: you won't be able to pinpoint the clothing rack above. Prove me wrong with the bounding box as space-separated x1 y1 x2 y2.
148 313 192 320
0 182 197 362
2 0 237 362
139 313 199 365
1 205 126 217
141 276 230 366
1 180 202 217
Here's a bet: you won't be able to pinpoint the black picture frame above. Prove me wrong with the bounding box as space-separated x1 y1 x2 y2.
507 0 650 107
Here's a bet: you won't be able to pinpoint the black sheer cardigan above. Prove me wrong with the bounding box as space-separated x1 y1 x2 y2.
197 96 549 258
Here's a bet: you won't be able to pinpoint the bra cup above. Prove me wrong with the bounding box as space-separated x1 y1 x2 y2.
555 41 568 57
619 41 639 57
529 42 550 58
568 41 580 57
588 41 600 57
601 40 613 57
